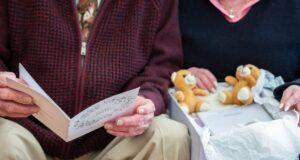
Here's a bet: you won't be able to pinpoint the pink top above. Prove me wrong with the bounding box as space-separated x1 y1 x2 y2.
210 0 260 23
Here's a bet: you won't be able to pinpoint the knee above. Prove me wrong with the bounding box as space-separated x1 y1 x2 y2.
0 118 32 159
150 115 190 146
0 118 19 144
147 115 190 160
0 130 20 159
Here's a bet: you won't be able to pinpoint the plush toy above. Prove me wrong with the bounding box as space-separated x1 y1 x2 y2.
171 70 210 113
218 64 261 105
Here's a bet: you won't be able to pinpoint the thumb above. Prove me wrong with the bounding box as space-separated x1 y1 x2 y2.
133 96 146 112
18 78 29 85
0 72 17 87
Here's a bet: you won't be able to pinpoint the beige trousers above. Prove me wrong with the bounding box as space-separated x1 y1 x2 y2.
0 115 190 160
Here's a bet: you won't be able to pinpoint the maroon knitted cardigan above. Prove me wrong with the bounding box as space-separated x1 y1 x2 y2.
0 0 182 158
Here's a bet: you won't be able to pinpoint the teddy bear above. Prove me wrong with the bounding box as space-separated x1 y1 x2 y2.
218 64 261 105
171 69 210 113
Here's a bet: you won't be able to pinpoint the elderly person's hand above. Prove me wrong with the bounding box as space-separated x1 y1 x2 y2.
0 72 38 117
280 85 300 113
104 96 155 137
188 67 218 92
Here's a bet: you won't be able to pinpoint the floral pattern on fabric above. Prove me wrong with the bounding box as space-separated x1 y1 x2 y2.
78 0 99 42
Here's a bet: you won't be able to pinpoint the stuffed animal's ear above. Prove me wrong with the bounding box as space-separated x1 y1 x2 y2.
252 69 261 79
171 72 177 83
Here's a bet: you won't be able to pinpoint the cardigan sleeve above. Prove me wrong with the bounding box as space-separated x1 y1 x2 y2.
124 0 183 115
273 79 300 100
0 0 10 71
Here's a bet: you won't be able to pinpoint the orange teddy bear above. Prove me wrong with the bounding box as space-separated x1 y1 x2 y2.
218 64 261 105
171 70 210 113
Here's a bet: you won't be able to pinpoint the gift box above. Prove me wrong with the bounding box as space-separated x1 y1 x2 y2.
168 87 300 160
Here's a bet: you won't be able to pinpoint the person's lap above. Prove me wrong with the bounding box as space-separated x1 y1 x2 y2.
0 115 190 160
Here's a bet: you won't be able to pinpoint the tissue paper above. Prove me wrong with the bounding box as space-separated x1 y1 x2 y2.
203 113 300 160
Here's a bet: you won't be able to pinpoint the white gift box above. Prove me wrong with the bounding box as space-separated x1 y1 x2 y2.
168 88 300 160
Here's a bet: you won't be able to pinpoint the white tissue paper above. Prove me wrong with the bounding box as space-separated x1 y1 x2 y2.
252 69 285 105
203 112 300 160
200 69 300 160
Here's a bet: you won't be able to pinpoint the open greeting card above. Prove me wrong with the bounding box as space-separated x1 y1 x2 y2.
6 64 139 142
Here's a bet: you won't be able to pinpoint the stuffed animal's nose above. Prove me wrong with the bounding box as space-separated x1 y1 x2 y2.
185 75 196 84
241 67 251 76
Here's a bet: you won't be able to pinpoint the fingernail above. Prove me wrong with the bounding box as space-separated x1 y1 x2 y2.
106 130 113 134
138 108 145 114
214 81 218 88
284 106 290 112
279 103 284 109
105 124 112 129
116 120 123 126
211 88 216 93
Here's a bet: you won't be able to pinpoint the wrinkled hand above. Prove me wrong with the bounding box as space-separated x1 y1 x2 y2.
188 67 218 92
0 72 38 117
104 96 155 137
280 85 300 112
